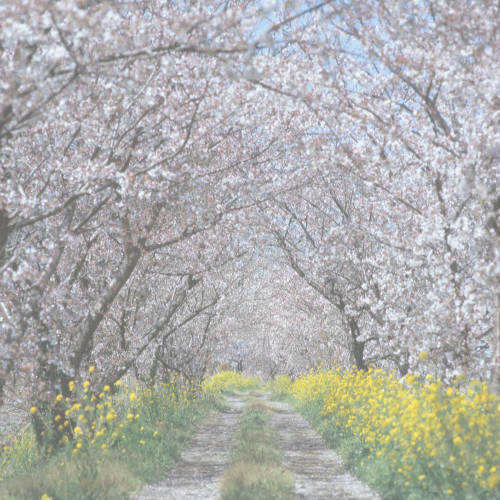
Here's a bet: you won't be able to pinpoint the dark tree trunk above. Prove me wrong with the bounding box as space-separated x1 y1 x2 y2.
348 317 367 371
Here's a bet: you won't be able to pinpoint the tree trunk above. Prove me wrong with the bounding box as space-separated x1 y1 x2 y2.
348 317 367 371
491 285 500 395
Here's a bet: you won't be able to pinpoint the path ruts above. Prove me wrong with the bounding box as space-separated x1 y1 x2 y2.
133 396 244 499
134 393 378 499
266 397 379 499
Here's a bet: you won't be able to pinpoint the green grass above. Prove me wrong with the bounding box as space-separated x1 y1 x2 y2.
219 400 294 500
220 462 294 500
0 386 218 499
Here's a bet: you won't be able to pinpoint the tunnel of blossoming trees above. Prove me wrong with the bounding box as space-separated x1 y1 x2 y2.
0 0 498 417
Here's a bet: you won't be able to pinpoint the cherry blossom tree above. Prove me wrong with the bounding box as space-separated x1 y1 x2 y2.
0 0 293 446
247 0 498 386
1 0 498 452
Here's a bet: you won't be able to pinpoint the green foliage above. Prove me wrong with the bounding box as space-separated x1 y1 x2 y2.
0 379 214 499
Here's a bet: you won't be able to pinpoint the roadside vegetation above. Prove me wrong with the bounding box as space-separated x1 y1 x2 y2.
265 375 293 401
219 400 294 500
0 372 220 499
278 368 500 500
202 370 261 394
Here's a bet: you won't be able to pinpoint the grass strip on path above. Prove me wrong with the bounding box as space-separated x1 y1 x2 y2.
219 399 294 500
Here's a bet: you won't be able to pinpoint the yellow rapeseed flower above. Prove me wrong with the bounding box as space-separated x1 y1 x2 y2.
286 367 499 494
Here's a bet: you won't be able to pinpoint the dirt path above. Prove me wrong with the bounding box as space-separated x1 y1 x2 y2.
133 395 245 499
265 397 379 500
134 393 378 499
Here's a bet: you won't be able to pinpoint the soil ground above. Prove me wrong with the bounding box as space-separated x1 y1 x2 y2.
267 398 378 499
133 396 245 499
133 393 379 499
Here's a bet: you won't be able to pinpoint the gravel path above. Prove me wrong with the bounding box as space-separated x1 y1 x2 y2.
265 397 379 499
133 396 245 500
133 393 378 499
